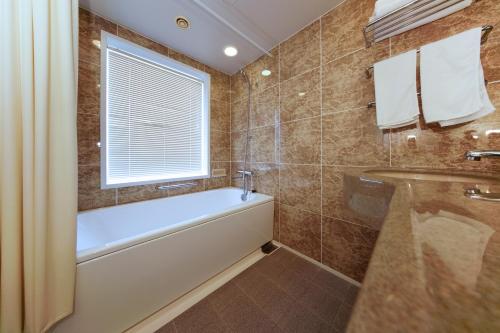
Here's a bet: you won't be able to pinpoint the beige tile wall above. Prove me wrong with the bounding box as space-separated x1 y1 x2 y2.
78 8 231 210
230 0 500 282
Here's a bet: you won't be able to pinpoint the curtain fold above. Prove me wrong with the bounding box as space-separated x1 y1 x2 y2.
0 0 79 332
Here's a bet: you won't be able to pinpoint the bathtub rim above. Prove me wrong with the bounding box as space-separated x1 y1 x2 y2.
77 187 273 264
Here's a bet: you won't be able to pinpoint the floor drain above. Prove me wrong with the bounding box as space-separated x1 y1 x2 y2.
261 242 278 254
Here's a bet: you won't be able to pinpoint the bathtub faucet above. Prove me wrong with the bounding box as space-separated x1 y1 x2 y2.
236 170 253 201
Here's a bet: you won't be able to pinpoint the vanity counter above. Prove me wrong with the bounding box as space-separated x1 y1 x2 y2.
346 169 500 332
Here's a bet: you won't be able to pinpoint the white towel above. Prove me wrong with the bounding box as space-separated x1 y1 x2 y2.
374 50 420 129
371 0 413 20
420 28 495 126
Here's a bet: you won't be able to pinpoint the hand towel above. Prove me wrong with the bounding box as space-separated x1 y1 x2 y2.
420 28 495 126
374 49 420 129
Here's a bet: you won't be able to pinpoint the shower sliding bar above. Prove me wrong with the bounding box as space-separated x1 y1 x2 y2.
365 25 493 79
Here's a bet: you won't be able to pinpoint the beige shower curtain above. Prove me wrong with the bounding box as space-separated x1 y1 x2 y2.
0 0 78 332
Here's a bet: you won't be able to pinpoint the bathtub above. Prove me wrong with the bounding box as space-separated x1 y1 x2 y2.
52 187 274 333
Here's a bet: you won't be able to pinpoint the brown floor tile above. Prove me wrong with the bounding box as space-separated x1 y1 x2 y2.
332 303 354 333
173 299 228 333
343 285 360 307
312 269 353 301
299 282 343 327
276 302 331 333
156 248 358 333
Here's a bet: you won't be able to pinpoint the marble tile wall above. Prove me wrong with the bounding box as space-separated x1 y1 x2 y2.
78 8 231 211
230 0 500 282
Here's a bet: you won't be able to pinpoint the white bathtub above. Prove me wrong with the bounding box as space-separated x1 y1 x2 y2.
53 187 274 333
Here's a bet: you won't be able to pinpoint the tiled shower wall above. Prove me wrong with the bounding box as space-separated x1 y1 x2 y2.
78 8 231 211
230 0 500 282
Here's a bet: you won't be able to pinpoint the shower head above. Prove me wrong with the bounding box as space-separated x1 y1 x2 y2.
240 69 250 86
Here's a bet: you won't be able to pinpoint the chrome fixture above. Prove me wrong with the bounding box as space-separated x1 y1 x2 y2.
233 170 254 194
240 69 252 201
363 0 493 47
464 188 500 202
157 182 197 190
465 150 500 161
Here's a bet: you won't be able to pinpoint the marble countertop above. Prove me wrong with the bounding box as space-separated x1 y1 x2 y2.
345 169 500 332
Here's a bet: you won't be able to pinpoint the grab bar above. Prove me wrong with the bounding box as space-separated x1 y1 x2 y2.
464 188 500 202
157 182 198 190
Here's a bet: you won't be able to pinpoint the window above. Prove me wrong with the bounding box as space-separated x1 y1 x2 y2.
100 32 210 188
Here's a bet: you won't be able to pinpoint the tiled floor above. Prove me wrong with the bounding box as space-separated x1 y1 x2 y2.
156 248 359 333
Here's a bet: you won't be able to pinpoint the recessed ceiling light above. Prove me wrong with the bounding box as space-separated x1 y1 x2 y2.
224 46 238 57
92 39 101 49
261 69 271 76
176 16 190 29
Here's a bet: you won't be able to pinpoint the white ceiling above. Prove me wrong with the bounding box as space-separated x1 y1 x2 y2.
79 0 343 74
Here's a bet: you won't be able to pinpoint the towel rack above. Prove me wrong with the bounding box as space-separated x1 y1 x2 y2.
364 0 477 47
365 25 493 79
367 80 489 108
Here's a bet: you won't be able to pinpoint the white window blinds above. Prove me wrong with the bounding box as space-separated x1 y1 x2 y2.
101 33 210 188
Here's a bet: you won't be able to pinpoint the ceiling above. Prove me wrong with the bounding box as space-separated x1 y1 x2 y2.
79 0 343 74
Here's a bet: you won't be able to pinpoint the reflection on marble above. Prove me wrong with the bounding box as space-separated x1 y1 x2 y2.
411 209 494 291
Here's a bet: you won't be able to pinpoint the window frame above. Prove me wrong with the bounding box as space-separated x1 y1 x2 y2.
99 31 211 189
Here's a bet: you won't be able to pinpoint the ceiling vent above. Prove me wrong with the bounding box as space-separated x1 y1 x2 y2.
175 16 190 29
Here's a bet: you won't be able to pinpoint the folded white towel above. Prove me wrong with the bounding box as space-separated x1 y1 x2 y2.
420 28 495 127
373 0 472 41
374 50 420 129
372 0 413 20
